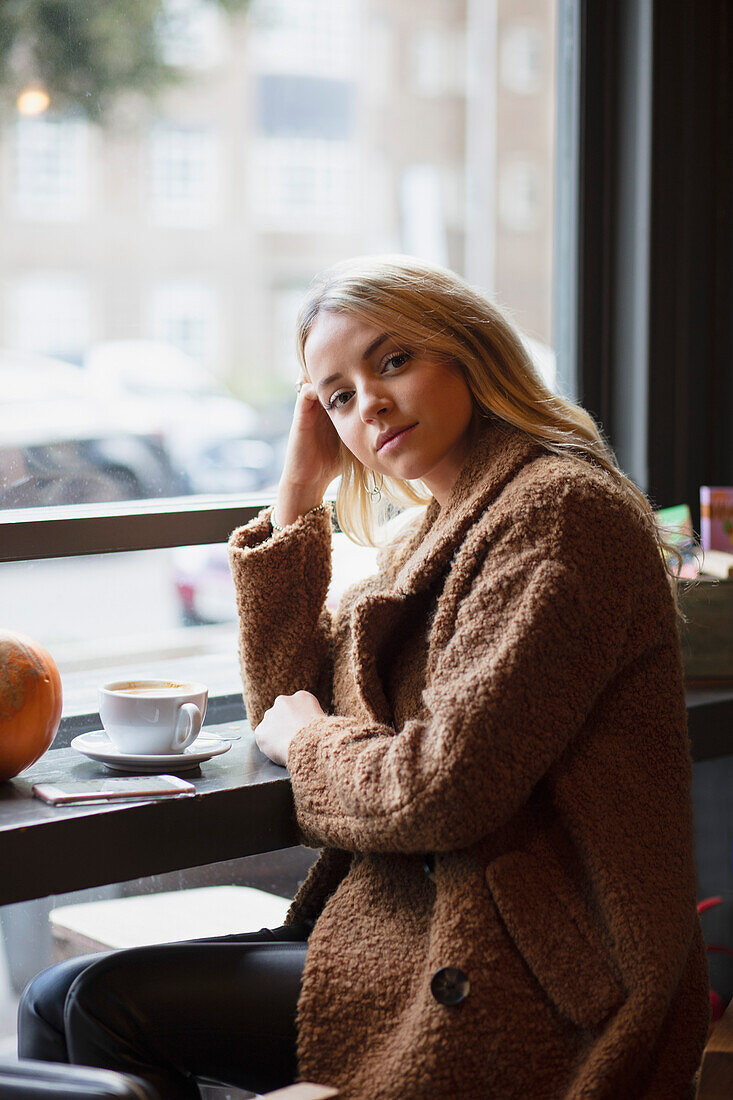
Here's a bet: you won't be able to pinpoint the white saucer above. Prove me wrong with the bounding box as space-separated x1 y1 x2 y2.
71 731 232 773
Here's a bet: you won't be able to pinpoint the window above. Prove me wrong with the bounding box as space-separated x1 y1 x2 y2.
499 158 543 232
500 24 545 95
252 74 357 231
0 0 561 701
248 0 359 77
410 27 467 98
12 117 90 221
147 280 219 367
148 124 220 226
157 0 226 69
400 165 450 267
251 138 356 232
256 75 355 142
5 274 91 362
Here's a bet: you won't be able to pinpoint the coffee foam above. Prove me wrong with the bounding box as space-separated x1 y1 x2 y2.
108 681 197 697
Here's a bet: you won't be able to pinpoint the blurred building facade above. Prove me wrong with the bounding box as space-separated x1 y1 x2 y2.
0 0 556 404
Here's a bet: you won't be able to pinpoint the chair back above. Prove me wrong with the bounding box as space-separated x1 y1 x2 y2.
0 1058 159 1099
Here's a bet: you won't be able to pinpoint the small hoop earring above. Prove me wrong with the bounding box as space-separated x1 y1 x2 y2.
362 469 384 503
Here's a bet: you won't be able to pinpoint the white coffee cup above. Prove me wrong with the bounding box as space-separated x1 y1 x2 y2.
98 679 209 755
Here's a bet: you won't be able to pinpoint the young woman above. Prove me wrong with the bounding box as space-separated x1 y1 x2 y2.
19 255 709 1099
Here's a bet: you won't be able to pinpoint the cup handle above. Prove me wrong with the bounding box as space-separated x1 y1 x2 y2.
173 703 202 751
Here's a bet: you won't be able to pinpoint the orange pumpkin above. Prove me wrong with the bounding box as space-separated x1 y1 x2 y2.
0 631 62 781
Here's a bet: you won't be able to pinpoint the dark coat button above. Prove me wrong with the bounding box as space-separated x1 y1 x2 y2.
422 852 435 881
430 967 470 1006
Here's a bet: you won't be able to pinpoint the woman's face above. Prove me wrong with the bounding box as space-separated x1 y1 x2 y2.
304 310 476 505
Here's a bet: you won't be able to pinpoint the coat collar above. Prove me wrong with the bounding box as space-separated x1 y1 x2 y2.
351 420 543 723
391 418 544 597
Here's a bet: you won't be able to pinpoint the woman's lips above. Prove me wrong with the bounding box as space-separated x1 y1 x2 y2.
378 424 417 454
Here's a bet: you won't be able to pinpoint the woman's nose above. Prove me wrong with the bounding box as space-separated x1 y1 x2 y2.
358 386 393 420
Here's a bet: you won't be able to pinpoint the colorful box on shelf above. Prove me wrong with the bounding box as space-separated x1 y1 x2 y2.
700 486 733 553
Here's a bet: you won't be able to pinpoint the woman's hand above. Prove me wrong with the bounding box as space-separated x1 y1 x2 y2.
275 380 342 525
254 690 326 767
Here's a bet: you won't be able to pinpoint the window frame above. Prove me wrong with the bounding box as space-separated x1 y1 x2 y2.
0 497 263 563
569 0 733 524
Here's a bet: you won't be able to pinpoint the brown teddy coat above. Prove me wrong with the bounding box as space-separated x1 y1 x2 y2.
228 419 709 1099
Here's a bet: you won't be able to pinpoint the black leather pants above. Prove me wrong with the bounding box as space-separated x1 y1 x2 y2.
18 924 309 1099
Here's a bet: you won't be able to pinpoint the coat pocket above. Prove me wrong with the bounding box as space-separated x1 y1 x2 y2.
486 851 625 1029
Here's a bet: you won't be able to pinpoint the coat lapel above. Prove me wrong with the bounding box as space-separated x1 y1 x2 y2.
350 592 406 724
350 419 544 722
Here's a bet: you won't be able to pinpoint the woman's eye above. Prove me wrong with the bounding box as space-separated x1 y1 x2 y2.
326 390 353 411
383 352 410 372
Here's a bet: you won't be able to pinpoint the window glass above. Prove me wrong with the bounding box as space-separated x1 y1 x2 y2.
499 158 544 232
0 534 379 719
148 124 221 226
257 75 356 140
147 282 220 367
410 26 467 97
500 23 545 94
5 277 90 363
248 0 359 75
0 0 561 713
0 0 559 513
12 117 91 220
157 0 227 68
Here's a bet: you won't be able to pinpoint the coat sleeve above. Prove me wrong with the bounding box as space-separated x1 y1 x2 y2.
286 481 647 853
228 504 334 725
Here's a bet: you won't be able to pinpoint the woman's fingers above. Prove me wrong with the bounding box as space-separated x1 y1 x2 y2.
298 381 318 402
295 375 319 404
277 375 341 502
255 692 325 767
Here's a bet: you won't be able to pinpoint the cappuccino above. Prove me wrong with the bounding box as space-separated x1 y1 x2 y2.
99 679 209 755
114 682 195 697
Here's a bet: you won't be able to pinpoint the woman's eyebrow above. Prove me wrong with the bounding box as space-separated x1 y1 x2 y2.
362 332 389 361
316 333 390 391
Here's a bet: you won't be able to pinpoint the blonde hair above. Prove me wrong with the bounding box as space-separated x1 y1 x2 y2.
295 254 683 604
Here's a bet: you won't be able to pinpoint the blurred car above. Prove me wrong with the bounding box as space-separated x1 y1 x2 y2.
173 545 237 626
0 350 189 508
84 341 286 494
173 532 379 626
